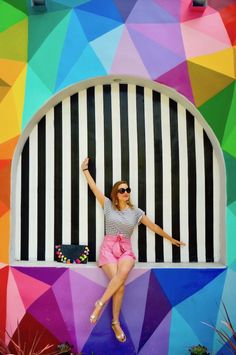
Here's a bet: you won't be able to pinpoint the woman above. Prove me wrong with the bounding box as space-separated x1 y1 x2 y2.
81 157 185 342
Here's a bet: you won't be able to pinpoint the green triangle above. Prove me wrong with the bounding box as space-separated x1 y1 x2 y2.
4 0 28 14
224 151 236 205
0 1 27 32
0 19 27 62
222 83 236 158
29 11 71 92
28 9 70 60
199 82 235 144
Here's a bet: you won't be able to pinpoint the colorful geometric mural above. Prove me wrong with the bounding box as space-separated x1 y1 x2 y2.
2 265 229 354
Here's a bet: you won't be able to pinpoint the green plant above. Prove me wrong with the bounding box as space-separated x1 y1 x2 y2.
202 302 236 354
188 344 210 355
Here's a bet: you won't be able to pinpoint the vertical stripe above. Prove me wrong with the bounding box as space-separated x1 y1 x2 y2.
15 156 21 260
21 138 29 260
204 131 214 262
178 105 189 262
54 103 63 248
213 151 220 262
95 85 105 259
29 126 38 260
111 83 121 182
144 88 155 262
62 97 71 244
87 86 96 261
128 84 139 258
136 86 147 262
119 84 129 182
103 85 113 197
45 109 54 260
153 91 164 262
169 99 180 262
37 117 46 260
186 110 197 261
79 90 88 245
161 95 172 262
195 123 205 262
71 93 79 244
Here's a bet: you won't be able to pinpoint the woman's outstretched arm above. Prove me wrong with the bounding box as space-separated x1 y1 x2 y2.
140 215 186 247
81 157 105 207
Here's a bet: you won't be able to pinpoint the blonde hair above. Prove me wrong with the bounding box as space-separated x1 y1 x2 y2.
110 181 133 211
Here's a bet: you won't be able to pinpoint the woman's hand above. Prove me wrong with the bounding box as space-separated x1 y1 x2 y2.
170 238 186 247
81 157 89 171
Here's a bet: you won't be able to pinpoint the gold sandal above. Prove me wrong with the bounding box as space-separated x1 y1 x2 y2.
89 300 104 324
111 320 127 342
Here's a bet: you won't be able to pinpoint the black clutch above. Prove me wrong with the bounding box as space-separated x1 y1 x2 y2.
55 244 89 264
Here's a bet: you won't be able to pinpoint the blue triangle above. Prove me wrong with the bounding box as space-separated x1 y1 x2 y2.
153 268 226 306
175 270 226 352
56 44 106 90
76 0 123 23
74 8 122 41
55 10 88 89
90 25 123 72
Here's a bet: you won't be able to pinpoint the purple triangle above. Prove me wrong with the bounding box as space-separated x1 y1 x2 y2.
154 0 181 20
28 288 73 344
114 0 138 21
52 270 78 352
139 270 172 350
157 61 194 103
139 311 172 355
122 270 151 352
127 0 178 23
14 267 67 285
127 25 185 79
82 301 136 354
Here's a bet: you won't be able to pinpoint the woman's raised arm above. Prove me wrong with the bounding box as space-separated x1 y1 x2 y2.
81 157 105 207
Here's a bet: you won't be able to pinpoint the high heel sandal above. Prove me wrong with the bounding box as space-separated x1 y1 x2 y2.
111 320 127 342
89 300 104 324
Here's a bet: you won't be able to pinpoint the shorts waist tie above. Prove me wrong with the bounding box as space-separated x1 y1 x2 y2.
104 234 129 258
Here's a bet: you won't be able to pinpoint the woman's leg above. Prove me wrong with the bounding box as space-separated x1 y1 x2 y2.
90 258 134 323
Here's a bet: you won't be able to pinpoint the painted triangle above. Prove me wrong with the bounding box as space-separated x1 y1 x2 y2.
13 266 67 285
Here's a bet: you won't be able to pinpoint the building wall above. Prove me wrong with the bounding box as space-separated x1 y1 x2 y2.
0 1 236 354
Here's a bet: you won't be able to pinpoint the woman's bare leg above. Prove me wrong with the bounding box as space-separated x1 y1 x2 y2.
90 259 134 323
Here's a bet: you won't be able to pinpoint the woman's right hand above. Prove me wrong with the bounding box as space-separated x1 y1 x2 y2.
81 157 89 171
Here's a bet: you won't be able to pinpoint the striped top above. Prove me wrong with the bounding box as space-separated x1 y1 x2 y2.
104 197 145 238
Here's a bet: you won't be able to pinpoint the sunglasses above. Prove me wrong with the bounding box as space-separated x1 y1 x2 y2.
117 187 131 194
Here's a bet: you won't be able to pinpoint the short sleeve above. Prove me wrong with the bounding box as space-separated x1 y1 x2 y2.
104 197 112 215
136 208 145 225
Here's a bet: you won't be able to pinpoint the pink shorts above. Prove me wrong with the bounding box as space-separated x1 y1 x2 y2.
98 234 136 267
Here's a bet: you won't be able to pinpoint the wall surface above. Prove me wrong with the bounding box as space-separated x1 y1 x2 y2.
0 0 236 354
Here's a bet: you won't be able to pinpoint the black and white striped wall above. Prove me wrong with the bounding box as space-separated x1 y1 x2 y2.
11 76 226 264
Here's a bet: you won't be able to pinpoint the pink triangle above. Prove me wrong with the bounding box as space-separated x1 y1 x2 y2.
183 12 231 45
128 23 185 56
138 310 172 355
181 22 231 58
180 0 216 22
69 270 106 352
153 0 181 20
6 269 26 339
11 267 50 310
110 27 151 78
157 61 194 103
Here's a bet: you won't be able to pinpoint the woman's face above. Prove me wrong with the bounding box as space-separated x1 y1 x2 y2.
117 183 131 203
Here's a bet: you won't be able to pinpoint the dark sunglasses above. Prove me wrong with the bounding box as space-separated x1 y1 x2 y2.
117 187 131 194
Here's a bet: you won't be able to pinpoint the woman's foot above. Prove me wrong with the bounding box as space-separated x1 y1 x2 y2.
111 320 126 342
90 300 104 324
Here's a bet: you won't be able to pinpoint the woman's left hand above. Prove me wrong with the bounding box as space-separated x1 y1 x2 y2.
170 238 186 247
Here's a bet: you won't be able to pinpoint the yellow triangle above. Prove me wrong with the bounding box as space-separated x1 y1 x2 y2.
0 59 26 86
189 47 235 79
0 88 21 144
11 64 27 128
187 60 234 107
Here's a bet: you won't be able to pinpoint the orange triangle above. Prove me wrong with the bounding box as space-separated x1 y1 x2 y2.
0 211 10 263
0 200 9 217
0 59 26 86
0 135 19 159
0 160 11 211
